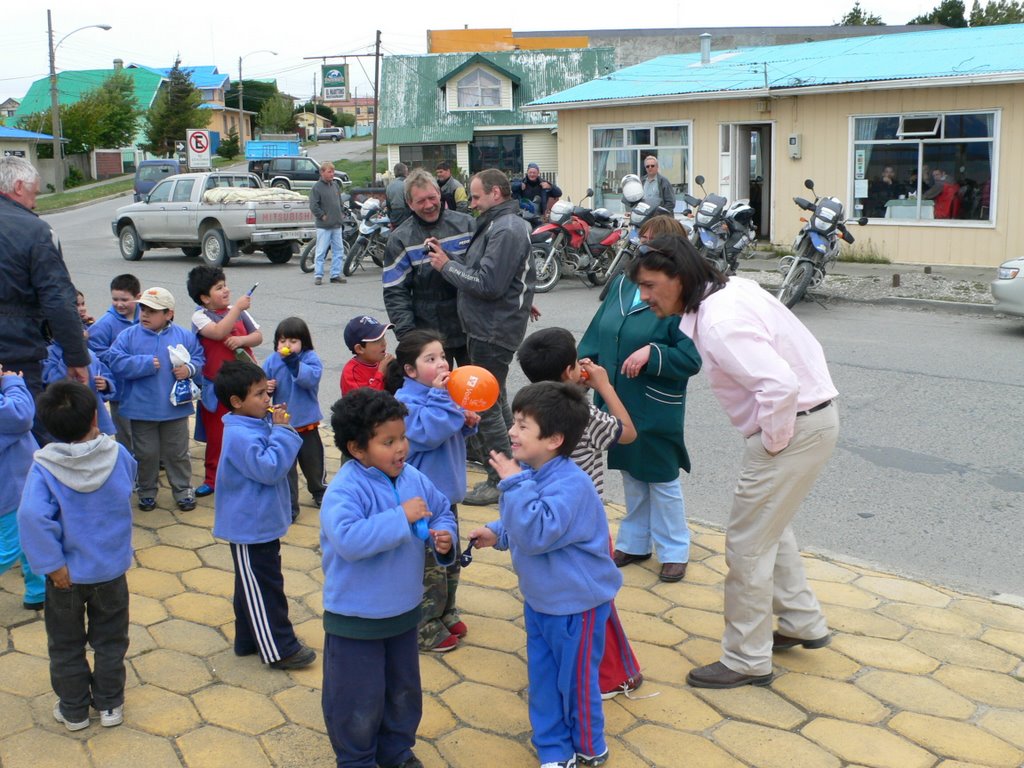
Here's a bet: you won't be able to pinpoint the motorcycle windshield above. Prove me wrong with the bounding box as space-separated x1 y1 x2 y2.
809 231 830 254
699 228 720 249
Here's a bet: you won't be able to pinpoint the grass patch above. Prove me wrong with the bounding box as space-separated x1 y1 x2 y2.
333 158 388 187
35 179 133 213
837 240 891 264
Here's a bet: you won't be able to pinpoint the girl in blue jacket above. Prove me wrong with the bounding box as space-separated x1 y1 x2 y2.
386 330 479 653
262 317 326 519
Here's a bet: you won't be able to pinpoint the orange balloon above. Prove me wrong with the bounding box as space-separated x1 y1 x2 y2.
447 365 499 412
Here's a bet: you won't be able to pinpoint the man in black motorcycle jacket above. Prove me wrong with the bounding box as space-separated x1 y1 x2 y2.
428 169 535 505
435 162 469 214
382 169 474 365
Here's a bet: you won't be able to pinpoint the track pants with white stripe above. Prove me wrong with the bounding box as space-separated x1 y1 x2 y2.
230 541 301 663
525 601 611 764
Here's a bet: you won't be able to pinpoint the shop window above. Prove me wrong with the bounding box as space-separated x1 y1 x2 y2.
590 123 691 210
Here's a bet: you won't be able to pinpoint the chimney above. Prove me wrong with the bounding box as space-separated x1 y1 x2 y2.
699 33 712 65
113 58 123 71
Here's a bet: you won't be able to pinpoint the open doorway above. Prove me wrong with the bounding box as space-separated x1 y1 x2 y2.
719 123 773 240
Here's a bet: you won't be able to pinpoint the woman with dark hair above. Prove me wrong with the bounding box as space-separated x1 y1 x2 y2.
628 235 840 691
578 222 702 584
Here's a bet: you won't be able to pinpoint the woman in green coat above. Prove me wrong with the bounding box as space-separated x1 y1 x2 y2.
578 252 701 582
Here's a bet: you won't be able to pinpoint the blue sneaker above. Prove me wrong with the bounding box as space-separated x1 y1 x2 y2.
195 484 214 497
138 497 156 512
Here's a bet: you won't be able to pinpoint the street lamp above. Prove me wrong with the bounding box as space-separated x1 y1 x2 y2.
237 50 277 150
47 10 111 195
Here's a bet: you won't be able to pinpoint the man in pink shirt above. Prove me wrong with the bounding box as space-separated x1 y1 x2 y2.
629 236 839 689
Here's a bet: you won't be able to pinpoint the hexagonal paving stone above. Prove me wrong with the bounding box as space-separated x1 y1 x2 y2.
132 526 158 550
854 575 952 607
0 651 52 696
620 610 687 646
177 724 271 768
802 558 860 584
281 568 320 597
132 649 212 694
457 614 525 653
192 684 286 735
85 725 182 768
772 673 889 724
443 646 527 692
148 619 229 656
126 568 184 600
801 717 935 768
282 522 320 548
664 606 725 640
455 584 523 621
713 721 841 768
179 566 234 599
823 605 907 640
10 620 48 658
0 727 87 768
855 670 976 719
877 603 982 636
132 509 177 530
125 684 202 737
932 665 1024 709
658 583 724 612
125 623 157 658
420 692 458 738
624 723 744 768
259 724 335 767
208 649 294 696
830 635 940 674
273 686 328 734
458 561 520 591
949 599 1024 632
129 594 169 626
619 682 722 732
293 618 325 652
809 580 882 610
901 629 1017 672
135 544 202 573
443 681 529 734
693 685 807 730
164 592 234 627
889 712 1024 766
279 543 320 572
196 543 234 571
156 523 215 550
420 654 460 693
771 646 862 680
979 709 1024 750
676 637 724 669
0 690 33 738
435 727 536 768
617 585 673 615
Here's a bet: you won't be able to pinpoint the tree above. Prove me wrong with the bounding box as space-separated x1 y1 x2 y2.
293 101 336 123
969 0 1024 24
216 128 240 159
837 2 885 24
257 94 296 134
224 80 278 114
143 59 211 157
908 0 969 25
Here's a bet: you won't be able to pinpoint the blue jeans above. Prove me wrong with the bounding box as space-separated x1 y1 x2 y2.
315 226 345 279
617 471 691 563
0 509 45 604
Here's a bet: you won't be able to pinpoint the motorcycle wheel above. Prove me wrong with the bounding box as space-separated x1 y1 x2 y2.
777 260 815 308
299 240 316 273
531 244 561 293
344 237 368 276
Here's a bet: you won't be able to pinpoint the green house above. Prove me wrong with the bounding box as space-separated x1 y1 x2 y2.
378 48 615 182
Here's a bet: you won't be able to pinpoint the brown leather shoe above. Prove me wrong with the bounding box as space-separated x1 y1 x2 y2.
612 550 652 567
686 661 773 689
659 562 687 582
772 631 832 651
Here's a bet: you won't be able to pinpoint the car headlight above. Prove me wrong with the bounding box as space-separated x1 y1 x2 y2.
998 267 1020 280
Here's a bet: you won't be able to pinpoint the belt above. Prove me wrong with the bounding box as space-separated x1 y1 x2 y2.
797 399 832 417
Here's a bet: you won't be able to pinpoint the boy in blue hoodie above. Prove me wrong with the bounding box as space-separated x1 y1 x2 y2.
18 381 137 732
212 360 316 672
321 388 457 768
0 366 44 610
468 382 622 768
87 274 141 452
107 287 204 513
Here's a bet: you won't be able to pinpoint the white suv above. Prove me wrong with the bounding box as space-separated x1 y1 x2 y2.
317 127 344 142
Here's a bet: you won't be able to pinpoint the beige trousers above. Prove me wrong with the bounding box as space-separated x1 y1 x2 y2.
720 404 839 676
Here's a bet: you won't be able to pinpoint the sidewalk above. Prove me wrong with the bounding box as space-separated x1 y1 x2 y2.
1 437 1022 767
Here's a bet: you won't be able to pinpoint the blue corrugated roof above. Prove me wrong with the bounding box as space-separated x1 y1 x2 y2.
529 24 1024 107
0 125 54 140
129 64 228 90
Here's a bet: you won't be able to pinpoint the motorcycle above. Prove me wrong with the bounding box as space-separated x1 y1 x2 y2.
298 193 361 273
529 188 627 294
776 179 868 308
682 175 757 274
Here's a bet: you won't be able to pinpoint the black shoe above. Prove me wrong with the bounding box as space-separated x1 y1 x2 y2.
330 276 347 284
687 661 773 689
772 631 832 651
269 645 317 670
23 600 44 611
381 755 424 768
612 550 652 567
177 497 196 512
138 497 156 512
462 480 500 506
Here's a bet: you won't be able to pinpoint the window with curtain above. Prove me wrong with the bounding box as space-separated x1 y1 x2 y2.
399 144 457 170
591 124 691 209
456 69 501 108
852 111 996 223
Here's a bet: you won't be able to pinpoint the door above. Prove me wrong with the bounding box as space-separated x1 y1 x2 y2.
134 178 175 240
720 123 773 239
166 178 197 241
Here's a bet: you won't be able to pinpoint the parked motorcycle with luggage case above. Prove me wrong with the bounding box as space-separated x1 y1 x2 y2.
681 175 757 275
776 179 868 308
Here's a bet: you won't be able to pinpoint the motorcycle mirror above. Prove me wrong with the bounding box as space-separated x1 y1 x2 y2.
695 175 705 186
585 187 594 199
804 179 815 191
857 216 869 226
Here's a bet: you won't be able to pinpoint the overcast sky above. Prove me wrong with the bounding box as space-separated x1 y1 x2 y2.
3 1 940 105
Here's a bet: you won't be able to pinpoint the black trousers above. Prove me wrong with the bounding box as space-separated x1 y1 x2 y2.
46 574 130 720
466 338 514 484
230 541 301 664
288 428 327 515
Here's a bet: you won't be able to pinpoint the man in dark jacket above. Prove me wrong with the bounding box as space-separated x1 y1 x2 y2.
428 169 535 504
642 155 676 212
435 162 468 214
0 156 89 442
382 168 474 366
386 163 411 228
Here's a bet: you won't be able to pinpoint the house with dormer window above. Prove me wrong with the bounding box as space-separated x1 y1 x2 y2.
377 48 614 183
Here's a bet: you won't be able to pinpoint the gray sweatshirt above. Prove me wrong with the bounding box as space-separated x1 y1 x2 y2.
309 179 344 229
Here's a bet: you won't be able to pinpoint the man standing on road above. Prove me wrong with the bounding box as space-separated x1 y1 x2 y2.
642 155 676 213
386 163 411 228
428 169 535 505
382 168 474 366
630 235 838 689
309 162 347 286
435 162 469 214
0 156 90 442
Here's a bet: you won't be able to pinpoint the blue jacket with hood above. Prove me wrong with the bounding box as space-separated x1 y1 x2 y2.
107 322 204 421
261 350 323 429
43 341 117 436
88 304 140 403
0 376 38 514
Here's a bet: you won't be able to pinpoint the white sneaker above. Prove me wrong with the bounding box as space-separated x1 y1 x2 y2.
540 758 577 768
100 705 123 727
53 701 90 731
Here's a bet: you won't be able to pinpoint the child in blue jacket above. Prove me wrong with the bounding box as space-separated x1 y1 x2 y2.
212 360 315 672
386 329 479 653
262 316 327 519
320 388 456 768
87 274 141 452
44 336 117 437
107 287 203 513
468 382 622 768
0 368 44 610
18 381 137 732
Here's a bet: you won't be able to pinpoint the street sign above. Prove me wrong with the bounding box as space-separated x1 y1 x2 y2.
322 63 349 101
175 141 185 152
2 150 26 157
186 129 211 169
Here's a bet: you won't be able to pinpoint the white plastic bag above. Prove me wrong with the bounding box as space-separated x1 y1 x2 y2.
167 344 200 406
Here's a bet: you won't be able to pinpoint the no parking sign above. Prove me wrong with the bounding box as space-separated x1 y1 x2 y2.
186 129 211 169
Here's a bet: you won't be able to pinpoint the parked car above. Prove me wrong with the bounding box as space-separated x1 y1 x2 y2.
112 172 316 267
248 155 351 191
317 127 345 141
991 257 1024 316
133 159 180 202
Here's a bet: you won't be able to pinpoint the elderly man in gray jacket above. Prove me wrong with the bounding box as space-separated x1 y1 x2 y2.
308 162 346 285
428 168 535 505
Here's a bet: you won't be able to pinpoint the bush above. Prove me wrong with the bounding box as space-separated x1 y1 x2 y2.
65 166 85 189
217 129 240 159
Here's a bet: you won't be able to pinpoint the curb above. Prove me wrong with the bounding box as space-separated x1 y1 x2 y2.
40 189 133 215
849 295 995 315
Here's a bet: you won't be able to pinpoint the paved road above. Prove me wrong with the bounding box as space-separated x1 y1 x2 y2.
47 198 1024 600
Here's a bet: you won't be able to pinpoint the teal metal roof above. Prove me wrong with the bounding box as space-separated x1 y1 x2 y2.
529 24 1024 108
15 67 164 119
378 48 616 146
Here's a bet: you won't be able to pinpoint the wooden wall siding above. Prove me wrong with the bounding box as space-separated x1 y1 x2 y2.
522 130 559 179
556 82 1022 266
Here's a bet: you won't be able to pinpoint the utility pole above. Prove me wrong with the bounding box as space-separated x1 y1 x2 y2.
371 29 381 186
47 10 62 194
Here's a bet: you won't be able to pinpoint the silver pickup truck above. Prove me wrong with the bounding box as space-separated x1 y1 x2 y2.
111 172 316 267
